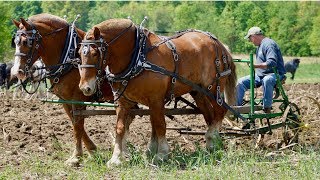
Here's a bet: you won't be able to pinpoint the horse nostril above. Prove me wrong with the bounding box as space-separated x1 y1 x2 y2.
85 87 91 93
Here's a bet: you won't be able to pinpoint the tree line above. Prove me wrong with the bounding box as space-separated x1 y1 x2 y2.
1 1 320 61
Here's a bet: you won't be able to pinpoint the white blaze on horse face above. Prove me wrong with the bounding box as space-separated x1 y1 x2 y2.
11 45 22 78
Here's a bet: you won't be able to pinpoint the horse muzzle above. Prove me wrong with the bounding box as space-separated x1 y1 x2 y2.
79 79 96 96
16 69 27 81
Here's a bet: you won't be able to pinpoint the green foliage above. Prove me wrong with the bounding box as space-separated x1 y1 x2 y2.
87 2 122 29
12 1 42 21
0 3 15 62
309 8 320 56
41 1 92 30
2 1 320 59
145 2 175 34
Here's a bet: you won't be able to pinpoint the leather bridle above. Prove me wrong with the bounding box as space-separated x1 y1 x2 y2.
79 22 133 72
13 21 68 77
78 22 133 99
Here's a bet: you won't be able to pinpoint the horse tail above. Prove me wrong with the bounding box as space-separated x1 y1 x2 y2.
223 45 237 105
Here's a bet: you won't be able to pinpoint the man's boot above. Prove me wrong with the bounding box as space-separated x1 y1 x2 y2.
263 107 271 113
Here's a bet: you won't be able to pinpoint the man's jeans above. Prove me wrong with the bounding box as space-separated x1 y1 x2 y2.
236 73 285 109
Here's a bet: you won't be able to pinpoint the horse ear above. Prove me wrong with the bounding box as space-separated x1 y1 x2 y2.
12 19 21 28
93 27 101 40
75 28 85 39
20 18 31 29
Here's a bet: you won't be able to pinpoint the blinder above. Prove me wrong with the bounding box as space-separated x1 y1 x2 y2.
14 29 41 48
79 37 108 70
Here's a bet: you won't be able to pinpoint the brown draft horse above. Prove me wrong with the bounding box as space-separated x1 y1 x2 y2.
10 13 119 166
79 18 237 166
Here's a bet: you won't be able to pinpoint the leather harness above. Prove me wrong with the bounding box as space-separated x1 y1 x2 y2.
80 24 246 121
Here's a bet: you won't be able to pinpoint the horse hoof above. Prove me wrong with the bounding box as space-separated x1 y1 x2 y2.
145 148 154 157
152 153 168 165
107 158 122 168
65 157 80 167
145 144 158 157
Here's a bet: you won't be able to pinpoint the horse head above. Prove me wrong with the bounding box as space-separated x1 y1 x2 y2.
11 14 69 82
79 19 136 96
11 18 42 81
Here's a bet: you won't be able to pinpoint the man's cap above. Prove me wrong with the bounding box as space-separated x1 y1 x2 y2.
244 26 263 40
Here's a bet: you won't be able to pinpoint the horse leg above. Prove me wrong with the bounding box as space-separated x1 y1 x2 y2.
72 105 97 155
146 125 158 157
62 104 97 166
13 86 22 100
121 112 135 158
4 80 10 98
4 87 9 99
206 101 227 151
149 102 170 163
191 92 225 151
107 104 132 167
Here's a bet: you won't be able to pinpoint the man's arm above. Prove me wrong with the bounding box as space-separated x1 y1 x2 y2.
254 62 268 69
254 44 278 69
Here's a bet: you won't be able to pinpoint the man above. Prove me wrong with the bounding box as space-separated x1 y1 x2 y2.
236 27 286 113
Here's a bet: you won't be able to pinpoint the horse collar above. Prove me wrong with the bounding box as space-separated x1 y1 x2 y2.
106 26 146 82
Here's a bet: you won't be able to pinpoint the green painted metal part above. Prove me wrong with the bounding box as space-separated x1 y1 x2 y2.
241 112 283 119
232 54 290 121
249 53 255 115
41 99 118 107
273 67 289 104
233 59 250 63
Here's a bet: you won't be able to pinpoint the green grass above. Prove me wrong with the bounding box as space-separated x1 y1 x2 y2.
290 63 320 83
234 54 320 83
1 143 320 179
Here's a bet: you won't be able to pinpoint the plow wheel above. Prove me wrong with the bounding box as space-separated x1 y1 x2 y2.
282 96 320 148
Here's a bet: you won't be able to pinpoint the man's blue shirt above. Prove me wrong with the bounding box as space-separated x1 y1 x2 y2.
255 38 286 77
